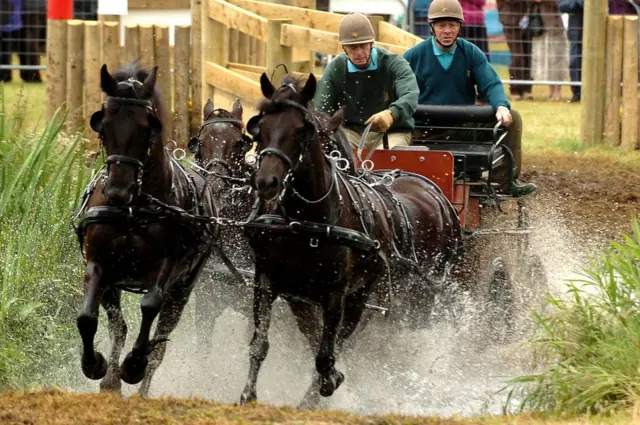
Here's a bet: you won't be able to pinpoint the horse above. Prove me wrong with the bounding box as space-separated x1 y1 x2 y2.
187 97 355 358
187 98 257 350
238 72 462 405
72 62 219 397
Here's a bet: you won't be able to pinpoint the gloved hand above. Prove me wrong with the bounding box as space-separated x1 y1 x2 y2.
496 105 513 127
365 109 394 132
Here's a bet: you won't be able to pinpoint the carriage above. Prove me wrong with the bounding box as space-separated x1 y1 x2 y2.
353 104 548 339
197 101 548 344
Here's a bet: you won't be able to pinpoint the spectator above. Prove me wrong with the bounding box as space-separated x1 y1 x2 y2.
496 0 534 100
460 0 491 59
0 0 23 82
557 0 582 102
411 0 435 37
531 0 569 101
609 0 639 14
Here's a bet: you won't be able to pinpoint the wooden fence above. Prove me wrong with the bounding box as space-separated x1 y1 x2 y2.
45 0 425 150
194 0 423 125
581 1 639 149
45 19 196 150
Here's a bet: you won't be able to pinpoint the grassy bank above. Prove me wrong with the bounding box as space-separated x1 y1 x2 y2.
505 218 640 416
0 95 92 390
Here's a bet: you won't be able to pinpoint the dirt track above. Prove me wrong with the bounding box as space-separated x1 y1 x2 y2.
2 389 639 425
522 152 639 249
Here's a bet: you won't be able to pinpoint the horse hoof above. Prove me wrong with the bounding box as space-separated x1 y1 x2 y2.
319 371 344 397
240 388 257 405
82 352 108 380
119 352 148 385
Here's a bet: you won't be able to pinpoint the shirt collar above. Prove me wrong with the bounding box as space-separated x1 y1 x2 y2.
347 47 379 73
432 38 457 56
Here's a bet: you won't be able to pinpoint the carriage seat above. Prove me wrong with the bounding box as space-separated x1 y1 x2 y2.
391 143 505 176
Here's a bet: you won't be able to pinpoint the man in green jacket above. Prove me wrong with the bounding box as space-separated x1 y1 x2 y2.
313 13 420 150
403 0 535 197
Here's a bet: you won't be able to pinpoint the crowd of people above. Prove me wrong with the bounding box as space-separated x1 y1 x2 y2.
409 0 639 102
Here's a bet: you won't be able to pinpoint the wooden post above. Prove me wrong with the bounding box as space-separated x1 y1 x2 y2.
84 21 102 150
103 22 121 73
229 29 240 63
266 19 293 85
155 25 173 139
46 19 68 121
191 0 203 136
66 20 85 133
249 36 258 65
174 25 191 148
238 32 250 64
604 16 624 146
201 0 216 100
579 0 608 145
125 24 141 63
621 16 639 150
139 24 156 68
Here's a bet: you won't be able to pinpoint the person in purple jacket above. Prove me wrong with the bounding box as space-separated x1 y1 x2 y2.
460 0 491 59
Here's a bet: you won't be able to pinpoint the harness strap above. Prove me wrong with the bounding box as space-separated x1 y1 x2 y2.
244 213 380 253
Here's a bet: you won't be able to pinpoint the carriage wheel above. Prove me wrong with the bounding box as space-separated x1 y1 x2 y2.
482 256 516 345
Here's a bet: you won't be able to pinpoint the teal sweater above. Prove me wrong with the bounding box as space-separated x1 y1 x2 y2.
403 37 510 111
313 47 419 132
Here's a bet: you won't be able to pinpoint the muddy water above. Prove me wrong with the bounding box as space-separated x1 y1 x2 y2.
71 201 590 418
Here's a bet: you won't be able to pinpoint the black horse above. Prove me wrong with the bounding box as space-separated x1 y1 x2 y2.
239 73 462 405
73 62 219 397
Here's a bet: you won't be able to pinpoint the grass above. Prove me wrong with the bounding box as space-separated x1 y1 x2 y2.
504 218 640 417
2 389 640 425
0 87 94 391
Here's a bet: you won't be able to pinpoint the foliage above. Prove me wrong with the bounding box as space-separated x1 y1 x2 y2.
0 87 94 390
506 217 640 416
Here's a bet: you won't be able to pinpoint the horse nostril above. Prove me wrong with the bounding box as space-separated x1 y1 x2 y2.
256 175 280 196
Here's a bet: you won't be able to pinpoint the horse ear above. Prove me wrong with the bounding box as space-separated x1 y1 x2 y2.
260 73 275 99
247 114 261 139
328 105 346 131
300 73 317 106
232 98 243 120
90 110 104 133
203 99 214 120
140 66 158 99
100 64 118 96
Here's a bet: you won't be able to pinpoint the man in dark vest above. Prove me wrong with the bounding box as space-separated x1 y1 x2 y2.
313 12 420 150
403 0 536 197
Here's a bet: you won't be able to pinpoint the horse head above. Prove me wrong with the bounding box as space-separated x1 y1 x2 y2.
90 63 165 206
248 72 321 203
189 98 253 197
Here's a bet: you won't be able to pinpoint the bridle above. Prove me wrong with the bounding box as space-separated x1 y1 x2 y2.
92 78 162 200
189 108 254 186
248 83 338 205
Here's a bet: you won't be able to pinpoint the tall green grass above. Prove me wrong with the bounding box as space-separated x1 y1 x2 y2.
506 217 640 416
0 89 93 390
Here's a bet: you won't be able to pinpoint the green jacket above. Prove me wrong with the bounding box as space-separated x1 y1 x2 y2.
313 47 419 132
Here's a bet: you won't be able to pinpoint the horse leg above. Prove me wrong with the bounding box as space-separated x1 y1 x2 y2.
99 288 127 394
316 292 346 398
138 255 209 397
240 271 276 404
77 261 108 380
138 283 194 397
288 300 323 410
119 258 172 385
